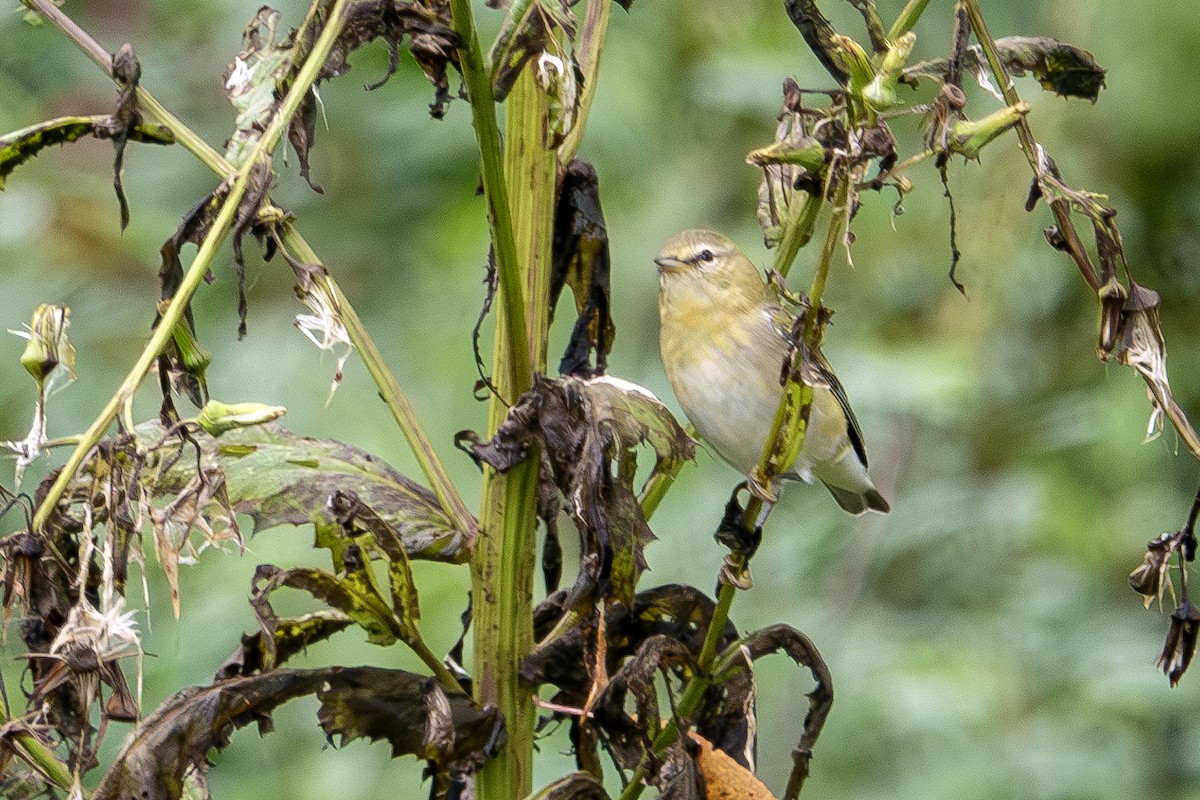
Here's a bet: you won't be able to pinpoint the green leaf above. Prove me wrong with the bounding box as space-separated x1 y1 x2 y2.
252 564 401 646
0 115 173 190
142 422 471 564
223 7 294 168
329 489 421 639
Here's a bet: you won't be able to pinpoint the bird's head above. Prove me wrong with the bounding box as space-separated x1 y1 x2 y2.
654 229 764 305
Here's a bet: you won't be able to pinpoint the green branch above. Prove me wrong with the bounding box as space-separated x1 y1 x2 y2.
32 0 352 529
26 0 475 539
448 0 534 395
960 0 1100 292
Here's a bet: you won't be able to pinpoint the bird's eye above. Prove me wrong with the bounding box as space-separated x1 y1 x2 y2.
698 249 714 263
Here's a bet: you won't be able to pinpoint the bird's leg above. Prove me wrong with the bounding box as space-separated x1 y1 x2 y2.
715 482 764 560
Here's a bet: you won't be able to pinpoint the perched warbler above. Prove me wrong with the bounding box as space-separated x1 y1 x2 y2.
655 229 890 515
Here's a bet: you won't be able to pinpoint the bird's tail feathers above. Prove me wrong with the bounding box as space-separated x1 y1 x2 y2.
824 483 891 515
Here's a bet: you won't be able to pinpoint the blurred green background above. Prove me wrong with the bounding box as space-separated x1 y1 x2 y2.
3 0 1200 798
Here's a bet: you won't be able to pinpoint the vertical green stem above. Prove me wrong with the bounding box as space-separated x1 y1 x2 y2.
448 0 534 391
472 67 559 800
507 69 558 372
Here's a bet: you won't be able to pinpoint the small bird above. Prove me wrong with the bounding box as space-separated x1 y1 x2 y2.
655 229 889 515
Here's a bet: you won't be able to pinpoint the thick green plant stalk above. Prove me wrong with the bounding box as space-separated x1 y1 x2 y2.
446 3 556 800
474 67 558 799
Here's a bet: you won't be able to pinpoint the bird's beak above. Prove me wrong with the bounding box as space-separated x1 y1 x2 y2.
654 256 682 272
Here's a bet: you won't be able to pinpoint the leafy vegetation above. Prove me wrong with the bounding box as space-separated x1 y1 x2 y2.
1 1 1198 799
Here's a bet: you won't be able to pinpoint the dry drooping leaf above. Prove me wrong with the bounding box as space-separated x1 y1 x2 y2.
459 375 692 605
905 36 1106 102
552 159 615 377
689 732 776 800
92 667 502 800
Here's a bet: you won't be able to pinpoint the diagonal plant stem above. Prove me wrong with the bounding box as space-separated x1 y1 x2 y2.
960 0 1100 292
31 0 352 530
20 0 233 179
887 0 932 41
277 225 479 539
22 0 476 539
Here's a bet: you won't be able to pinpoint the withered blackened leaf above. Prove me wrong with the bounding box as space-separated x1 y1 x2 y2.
92 667 502 800
110 43 144 231
523 584 733 710
158 190 222 405
529 772 612 800
215 610 353 680
906 37 1105 102
140 422 471 563
230 156 274 338
321 1 463 118
783 0 850 85
92 670 331 800
317 667 504 795
595 635 698 770
1159 600 1200 686
552 159 615 378
463 376 692 605
0 115 173 191
993 36 1106 101
717 624 833 797
654 740 706 800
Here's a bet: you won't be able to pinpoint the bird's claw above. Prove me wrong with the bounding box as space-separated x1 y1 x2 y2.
715 482 763 560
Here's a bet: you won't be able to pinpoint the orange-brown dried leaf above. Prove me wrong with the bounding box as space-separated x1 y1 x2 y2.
689 732 777 800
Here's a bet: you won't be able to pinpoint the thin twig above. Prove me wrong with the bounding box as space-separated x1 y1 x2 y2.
960 0 1100 292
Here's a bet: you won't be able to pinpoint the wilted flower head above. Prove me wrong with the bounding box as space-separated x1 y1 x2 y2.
5 304 77 484
294 279 353 405
1158 599 1200 686
1129 533 1174 608
13 303 75 389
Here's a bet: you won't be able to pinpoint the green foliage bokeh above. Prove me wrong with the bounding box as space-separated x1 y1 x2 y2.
2 1 1200 798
